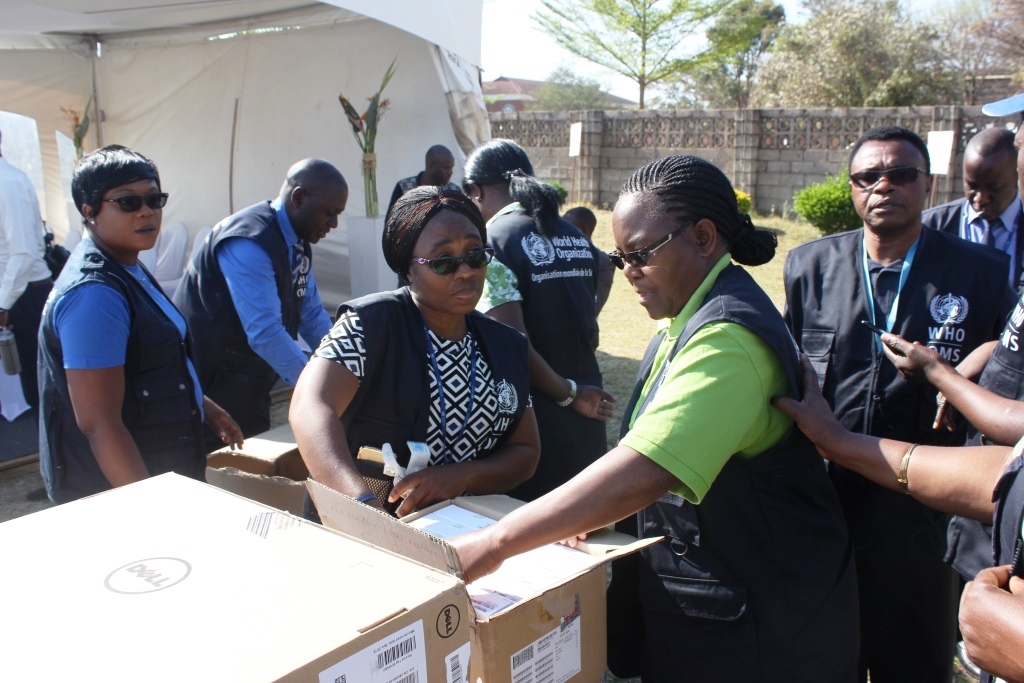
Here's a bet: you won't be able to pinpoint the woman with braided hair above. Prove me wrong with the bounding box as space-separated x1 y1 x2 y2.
453 155 858 682
463 138 616 501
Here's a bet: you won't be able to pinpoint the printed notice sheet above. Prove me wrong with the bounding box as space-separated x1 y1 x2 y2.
407 505 594 617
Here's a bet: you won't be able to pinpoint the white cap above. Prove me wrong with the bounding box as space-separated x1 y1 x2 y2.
982 91 1024 118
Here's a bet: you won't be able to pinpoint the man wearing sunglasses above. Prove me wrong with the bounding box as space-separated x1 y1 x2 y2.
875 92 1024 679
923 127 1022 291
784 125 1015 683
175 159 347 450
0 129 53 409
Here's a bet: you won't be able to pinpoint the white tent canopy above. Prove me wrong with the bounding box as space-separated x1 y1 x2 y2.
0 0 489 311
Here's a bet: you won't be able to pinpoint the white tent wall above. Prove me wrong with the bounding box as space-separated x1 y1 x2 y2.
0 46 93 239
0 3 487 310
96 10 469 309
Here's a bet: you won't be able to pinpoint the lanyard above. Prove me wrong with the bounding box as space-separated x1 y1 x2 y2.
861 234 920 353
422 320 478 465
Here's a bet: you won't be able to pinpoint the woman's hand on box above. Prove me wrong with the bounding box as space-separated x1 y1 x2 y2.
389 465 471 517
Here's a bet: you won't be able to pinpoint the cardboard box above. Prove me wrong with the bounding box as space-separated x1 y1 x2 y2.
308 482 657 683
0 474 472 682
206 423 308 515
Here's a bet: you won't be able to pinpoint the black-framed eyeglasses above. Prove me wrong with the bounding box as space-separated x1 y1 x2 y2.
849 167 927 190
609 223 692 269
411 247 494 275
102 192 169 213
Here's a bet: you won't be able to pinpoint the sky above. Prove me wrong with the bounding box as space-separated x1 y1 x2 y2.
480 0 947 102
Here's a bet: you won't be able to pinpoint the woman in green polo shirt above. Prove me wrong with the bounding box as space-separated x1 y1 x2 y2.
452 155 858 683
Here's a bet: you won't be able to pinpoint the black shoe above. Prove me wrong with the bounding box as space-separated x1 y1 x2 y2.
25 487 48 502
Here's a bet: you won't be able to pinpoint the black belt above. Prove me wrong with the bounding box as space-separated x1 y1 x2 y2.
28 278 53 289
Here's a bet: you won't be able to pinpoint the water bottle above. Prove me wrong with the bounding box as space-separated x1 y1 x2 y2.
0 329 20 376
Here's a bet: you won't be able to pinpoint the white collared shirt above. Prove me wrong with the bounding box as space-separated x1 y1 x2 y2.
0 157 52 310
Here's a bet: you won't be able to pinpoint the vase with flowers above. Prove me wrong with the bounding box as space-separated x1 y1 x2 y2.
60 94 94 160
338 59 397 217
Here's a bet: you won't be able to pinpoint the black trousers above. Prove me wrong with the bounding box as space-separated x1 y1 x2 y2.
835 470 959 683
508 378 607 502
9 278 51 408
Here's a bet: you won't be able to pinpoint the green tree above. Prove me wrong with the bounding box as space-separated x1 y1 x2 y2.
753 0 957 108
660 0 785 108
529 68 611 111
982 0 1024 83
931 0 1001 104
534 0 735 109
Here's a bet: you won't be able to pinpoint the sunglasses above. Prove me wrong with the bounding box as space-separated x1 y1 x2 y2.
102 192 169 213
849 167 927 190
412 247 494 275
609 223 692 269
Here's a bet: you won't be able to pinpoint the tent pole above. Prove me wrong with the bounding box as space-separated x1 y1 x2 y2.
229 98 239 214
87 34 104 148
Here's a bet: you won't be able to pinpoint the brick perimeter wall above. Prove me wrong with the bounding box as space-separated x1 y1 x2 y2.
488 107 1018 214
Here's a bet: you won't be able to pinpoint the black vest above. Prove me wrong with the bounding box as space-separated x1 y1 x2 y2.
976 455 1024 683
38 239 205 503
337 288 531 468
785 227 1011 446
978 290 1024 406
922 198 1024 292
625 264 859 682
486 209 601 382
948 290 1024 578
785 228 1013 546
173 201 309 394
993 456 1024 568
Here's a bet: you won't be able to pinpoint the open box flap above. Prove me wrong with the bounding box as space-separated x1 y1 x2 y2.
309 483 662 595
307 480 465 579
207 423 299 467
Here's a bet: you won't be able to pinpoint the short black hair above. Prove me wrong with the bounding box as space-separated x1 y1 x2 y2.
383 186 486 278
621 155 777 267
848 126 931 173
563 206 596 231
966 127 1017 158
72 145 160 223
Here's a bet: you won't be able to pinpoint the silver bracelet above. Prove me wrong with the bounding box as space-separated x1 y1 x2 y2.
556 378 577 408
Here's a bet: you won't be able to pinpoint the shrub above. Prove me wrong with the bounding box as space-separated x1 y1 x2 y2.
734 189 752 214
794 174 861 235
545 179 568 206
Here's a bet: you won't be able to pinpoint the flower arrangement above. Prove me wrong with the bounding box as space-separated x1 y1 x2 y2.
60 94 94 160
338 58 397 217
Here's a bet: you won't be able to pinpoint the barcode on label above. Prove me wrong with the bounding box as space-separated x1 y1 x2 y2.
511 644 534 670
449 654 462 682
395 673 418 683
377 635 417 669
333 676 346 683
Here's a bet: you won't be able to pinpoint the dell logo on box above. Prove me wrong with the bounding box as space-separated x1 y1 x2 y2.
105 557 191 594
